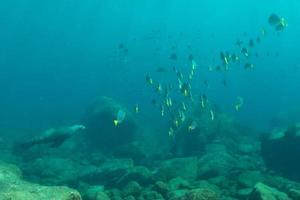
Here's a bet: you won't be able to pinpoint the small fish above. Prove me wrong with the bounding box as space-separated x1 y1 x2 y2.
208 65 213 71
165 97 173 107
118 43 125 49
179 110 186 122
261 28 266 37
191 60 197 70
200 94 207 108
173 118 180 128
244 63 254 70
241 47 249 57
220 52 229 66
181 83 191 96
178 78 183 89
160 104 165 116
113 109 126 126
204 80 209 88
215 65 222 71
231 54 239 62
268 13 281 26
235 96 244 111
235 40 243 47
188 71 194 80
256 37 261 44
188 54 194 61
249 39 255 48
151 99 157 106
170 53 178 60
268 14 288 31
181 102 187 111
168 127 174 137
177 71 183 79
155 83 163 93
135 104 139 113
210 109 215 121
146 75 153 85
188 121 198 131
156 67 167 73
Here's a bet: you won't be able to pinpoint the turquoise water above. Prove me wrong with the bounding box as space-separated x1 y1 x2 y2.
1 0 299 133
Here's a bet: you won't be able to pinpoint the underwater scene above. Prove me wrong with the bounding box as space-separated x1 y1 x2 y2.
1 0 300 199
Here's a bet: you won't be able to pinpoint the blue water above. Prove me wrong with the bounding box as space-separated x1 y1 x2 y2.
0 0 300 137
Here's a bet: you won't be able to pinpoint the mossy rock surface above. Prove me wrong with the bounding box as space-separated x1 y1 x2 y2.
0 162 82 200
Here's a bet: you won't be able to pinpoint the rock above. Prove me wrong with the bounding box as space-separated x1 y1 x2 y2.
22 156 84 185
141 190 164 200
185 188 219 200
198 145 238 178
124 196 136 200
289 188 300 200
82 96 138 152
117 166 153 186
236 188 252 198
113 142 147 163
156 157 198 181
152 181 170 197
168 177 190 190
79 159 133 186
261 124 300 180
190 180 220 194
167 189 187 200
107 189 122 200
96 191 111 200
122 181 142 197
249 182 291 200
83 185 104 200
0 162 82 200
238 171 265 188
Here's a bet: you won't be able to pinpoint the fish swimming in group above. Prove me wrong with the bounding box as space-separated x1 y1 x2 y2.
170 53 178 60
156 67 168 73
235 96 244 111
241 47 249 57
146 75 154 85
188 121 198 131
244 63 255 70
268 13 288 31
135 104 139 113
168 127 174 137
210 109 215 121
113 109 126 126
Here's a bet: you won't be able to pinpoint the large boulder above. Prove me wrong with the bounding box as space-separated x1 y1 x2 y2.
0 162 82 200
248 182 291 200
82 97 138 152
198 144 239 178
171 104 247 157
155 157 198 181
261 123 300 181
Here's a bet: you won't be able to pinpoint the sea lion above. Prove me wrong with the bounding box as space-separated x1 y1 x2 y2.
17 124 86 149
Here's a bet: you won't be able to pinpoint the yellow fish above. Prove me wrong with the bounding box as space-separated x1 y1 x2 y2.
113 109 126 126
210 109 215 121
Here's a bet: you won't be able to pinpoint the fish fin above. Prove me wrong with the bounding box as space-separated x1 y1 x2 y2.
113 120 119 126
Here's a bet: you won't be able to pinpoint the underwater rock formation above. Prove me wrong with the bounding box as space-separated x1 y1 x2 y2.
248 182 291 200
82 96 138 153
0 162 82 200
171 105 249 157
197 144 239 179
155 157 198 181
261 123 300 181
